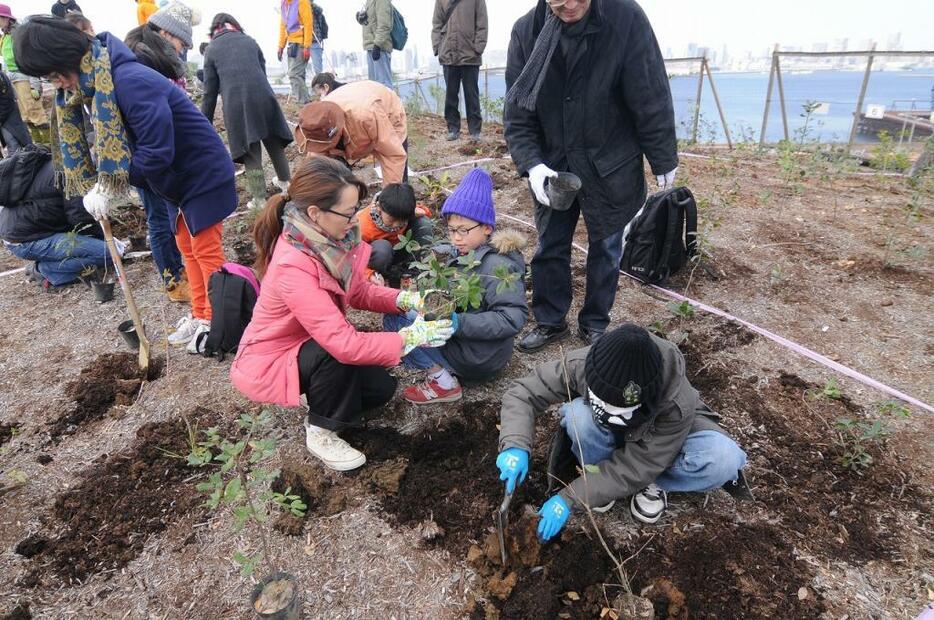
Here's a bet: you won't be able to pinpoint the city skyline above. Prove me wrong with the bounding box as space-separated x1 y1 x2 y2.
17 0 933 75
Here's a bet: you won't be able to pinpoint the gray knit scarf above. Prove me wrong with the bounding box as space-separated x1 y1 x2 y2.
505 12 561 112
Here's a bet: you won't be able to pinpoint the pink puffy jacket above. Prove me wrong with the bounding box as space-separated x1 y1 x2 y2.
230 237 403 407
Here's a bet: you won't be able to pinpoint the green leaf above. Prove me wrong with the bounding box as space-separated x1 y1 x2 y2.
223 477 243 503
583 464 600 474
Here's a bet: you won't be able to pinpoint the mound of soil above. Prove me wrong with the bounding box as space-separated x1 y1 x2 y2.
466 514 616 619
25 419 203 584
627 516 825 619
49 353 164 439
677 330 931 563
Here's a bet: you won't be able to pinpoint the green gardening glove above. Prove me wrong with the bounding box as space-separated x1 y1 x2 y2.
396 290 423 313
400 316 454 355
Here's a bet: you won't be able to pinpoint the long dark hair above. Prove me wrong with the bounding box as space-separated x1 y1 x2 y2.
209 13 244 38
124 23 185 81
311 72 345 93
253 156 368 279
12 15 92 78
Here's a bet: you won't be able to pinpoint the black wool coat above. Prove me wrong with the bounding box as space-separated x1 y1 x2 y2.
201 30 294 162
504 0 678 239
0 146 99 244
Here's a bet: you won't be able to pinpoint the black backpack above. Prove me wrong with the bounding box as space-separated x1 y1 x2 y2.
198 263 260 361
620 187 698 285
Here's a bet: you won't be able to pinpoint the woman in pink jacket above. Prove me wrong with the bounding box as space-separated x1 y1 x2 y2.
231 156 454 471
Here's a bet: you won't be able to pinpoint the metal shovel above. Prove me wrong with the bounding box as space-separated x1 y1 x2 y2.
493 490 514 567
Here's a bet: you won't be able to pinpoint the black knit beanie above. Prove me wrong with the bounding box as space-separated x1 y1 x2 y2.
585 324 663 407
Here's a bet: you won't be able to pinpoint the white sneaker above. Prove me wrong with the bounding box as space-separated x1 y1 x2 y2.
168 314 197 346
304 422 366 471
273 177 290 194
592 500 616 514
630 483 667 524
186 320 210 355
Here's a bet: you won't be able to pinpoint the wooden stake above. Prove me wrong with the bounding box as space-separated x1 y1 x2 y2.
848 43 877 153
704 58 733 149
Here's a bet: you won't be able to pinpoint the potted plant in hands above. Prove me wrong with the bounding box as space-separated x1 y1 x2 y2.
186 411 308 619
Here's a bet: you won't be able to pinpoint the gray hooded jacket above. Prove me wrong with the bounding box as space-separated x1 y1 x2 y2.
498 334 723 508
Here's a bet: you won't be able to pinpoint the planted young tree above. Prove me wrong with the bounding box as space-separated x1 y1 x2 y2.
182 412 307 618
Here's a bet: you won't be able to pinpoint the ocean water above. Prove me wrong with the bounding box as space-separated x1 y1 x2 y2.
396 70 934 144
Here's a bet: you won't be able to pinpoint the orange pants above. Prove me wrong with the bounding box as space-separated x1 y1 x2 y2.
175 217 225 321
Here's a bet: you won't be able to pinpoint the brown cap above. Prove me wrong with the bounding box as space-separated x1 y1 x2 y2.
294 101 346 154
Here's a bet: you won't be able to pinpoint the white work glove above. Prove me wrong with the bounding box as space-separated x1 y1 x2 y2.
400 316 455 356
82 183 114 221
656 167 678 191
528 163 558 207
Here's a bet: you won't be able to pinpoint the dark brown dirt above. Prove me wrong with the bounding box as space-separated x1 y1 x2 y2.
466 515 615 619
0 422 16 446
108 206 148 241
271 462 348 517
626 516 825 619
0 602 32 620
13 535 47 559
23 419 204 584
48 353 164 439
676 325 931 563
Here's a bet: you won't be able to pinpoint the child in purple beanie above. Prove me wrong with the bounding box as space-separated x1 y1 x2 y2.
383 168 529 404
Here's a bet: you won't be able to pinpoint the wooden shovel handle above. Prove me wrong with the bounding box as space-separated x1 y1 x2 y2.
100 217 151 370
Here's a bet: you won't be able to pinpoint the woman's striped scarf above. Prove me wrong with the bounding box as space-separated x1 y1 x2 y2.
53 38 132 199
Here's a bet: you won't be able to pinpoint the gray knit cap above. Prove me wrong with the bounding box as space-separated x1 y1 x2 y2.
148 1 202 49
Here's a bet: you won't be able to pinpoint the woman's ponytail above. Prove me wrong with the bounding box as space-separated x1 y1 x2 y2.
253 193 288 279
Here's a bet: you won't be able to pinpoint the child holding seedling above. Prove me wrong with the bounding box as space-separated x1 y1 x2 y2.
384 168 528 404
359 182 434 285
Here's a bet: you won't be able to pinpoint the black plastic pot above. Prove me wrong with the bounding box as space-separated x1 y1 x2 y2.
250 573 301 620
92 281 115 303
545 172 582 212
422 290 455 321
118 320 140 350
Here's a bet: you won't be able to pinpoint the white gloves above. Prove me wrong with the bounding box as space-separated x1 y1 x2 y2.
656 167 678 191
528 163 558 206
82 183 114 221
400 316 455 356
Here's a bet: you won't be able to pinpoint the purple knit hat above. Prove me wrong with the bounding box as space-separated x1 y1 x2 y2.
441 168 496 228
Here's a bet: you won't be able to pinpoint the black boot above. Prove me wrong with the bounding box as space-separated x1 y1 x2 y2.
516 323 570 353
578 326 605 346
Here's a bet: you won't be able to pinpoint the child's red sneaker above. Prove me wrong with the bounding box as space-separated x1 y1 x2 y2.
403 378 463 405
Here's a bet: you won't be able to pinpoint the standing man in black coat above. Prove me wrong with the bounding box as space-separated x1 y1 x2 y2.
505 0 678 351
50 0 83 18
432 0 488 141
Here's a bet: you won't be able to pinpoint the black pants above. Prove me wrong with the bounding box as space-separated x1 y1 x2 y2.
443 65 481 136
297 339 397 432
241 139 292 182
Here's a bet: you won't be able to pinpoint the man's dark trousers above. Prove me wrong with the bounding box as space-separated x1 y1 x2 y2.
443 65 482 135
530 197 624 334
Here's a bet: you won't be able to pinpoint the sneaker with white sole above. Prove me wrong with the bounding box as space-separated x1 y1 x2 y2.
592 500 616 514
168 314 198 346
273 177 290 194
631 483 667 524
186 321 210 355
304 422 366 471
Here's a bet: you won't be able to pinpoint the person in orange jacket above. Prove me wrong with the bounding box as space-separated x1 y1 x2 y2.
277 0 313 104
294 79 409 186
137 0 157 25
358 182 434 284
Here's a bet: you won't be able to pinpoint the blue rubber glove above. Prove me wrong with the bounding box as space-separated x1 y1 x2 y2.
537 495 571 541
450 313 460 334
496 448 528 494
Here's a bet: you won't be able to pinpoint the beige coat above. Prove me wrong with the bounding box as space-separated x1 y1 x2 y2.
432 0 488 66
324 80 408 185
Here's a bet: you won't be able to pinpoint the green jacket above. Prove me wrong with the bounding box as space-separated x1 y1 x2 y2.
1 32 19 73
361 0 393 53
498 335 723 509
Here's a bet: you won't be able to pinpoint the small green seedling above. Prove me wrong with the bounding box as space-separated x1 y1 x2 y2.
821 378 843 401
188 411 306 578
666 300 695 319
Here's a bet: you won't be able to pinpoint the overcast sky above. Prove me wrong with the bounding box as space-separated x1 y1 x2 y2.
17 0 933 64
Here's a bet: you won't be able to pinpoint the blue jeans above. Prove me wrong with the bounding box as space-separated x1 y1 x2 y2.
311 43 324 75
531 200 624 333
5 233 110 286
139 188 184 285
383 311 452 371
560 397 747 493
367 50 393 89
